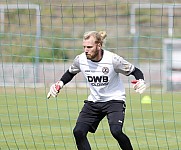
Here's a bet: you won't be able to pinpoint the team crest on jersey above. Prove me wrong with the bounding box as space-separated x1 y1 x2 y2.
102 67 109 74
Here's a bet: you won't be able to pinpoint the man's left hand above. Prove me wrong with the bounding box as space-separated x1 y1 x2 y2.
131 79 146 94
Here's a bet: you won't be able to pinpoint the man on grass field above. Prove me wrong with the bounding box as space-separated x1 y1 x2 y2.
47 31 146 150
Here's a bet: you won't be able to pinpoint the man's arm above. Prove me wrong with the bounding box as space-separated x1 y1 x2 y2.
47 70 76 99
129 67 146 94
47 55 80 99
60 69 77 85
129 67 144 80
112 53 146 94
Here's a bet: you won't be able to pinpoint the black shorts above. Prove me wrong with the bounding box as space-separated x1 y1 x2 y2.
76 100 126 133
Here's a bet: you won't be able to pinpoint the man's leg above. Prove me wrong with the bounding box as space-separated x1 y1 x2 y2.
110 124 133 150
105 101 133 150
73 123 91 150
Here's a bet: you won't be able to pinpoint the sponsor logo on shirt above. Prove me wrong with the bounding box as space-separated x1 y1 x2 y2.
102 67 109 74
85 67 110 86
87 75 109 86
85 70 91 72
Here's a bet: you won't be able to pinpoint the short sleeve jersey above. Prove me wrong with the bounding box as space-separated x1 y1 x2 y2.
69 50 135 102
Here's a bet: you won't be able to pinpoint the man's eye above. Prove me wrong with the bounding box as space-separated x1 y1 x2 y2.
83 46 93 49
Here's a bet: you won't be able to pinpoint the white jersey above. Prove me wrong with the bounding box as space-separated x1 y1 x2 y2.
69 50 135 102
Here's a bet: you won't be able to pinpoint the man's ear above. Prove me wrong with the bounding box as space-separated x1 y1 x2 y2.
97 43 102 49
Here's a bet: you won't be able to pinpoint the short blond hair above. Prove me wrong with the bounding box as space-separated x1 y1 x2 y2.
83 31 107 46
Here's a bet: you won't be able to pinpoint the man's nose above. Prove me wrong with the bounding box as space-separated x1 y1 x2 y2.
84 47 89 52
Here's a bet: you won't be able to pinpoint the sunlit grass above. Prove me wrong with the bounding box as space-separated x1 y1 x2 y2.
0 87 180 149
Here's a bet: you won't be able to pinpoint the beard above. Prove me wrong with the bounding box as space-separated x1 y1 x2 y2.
85 50 99 60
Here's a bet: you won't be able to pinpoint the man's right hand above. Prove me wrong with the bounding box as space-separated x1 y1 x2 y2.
47 81 64 99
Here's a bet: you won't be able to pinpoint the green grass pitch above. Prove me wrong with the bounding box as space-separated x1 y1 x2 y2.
0 87 180 150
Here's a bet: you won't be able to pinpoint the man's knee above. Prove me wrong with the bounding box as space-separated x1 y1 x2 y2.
73 126 85 138
73 123 89 138
110 124 133 150
110 124 123 139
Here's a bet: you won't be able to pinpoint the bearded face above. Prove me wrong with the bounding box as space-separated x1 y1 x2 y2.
83 36 101 61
